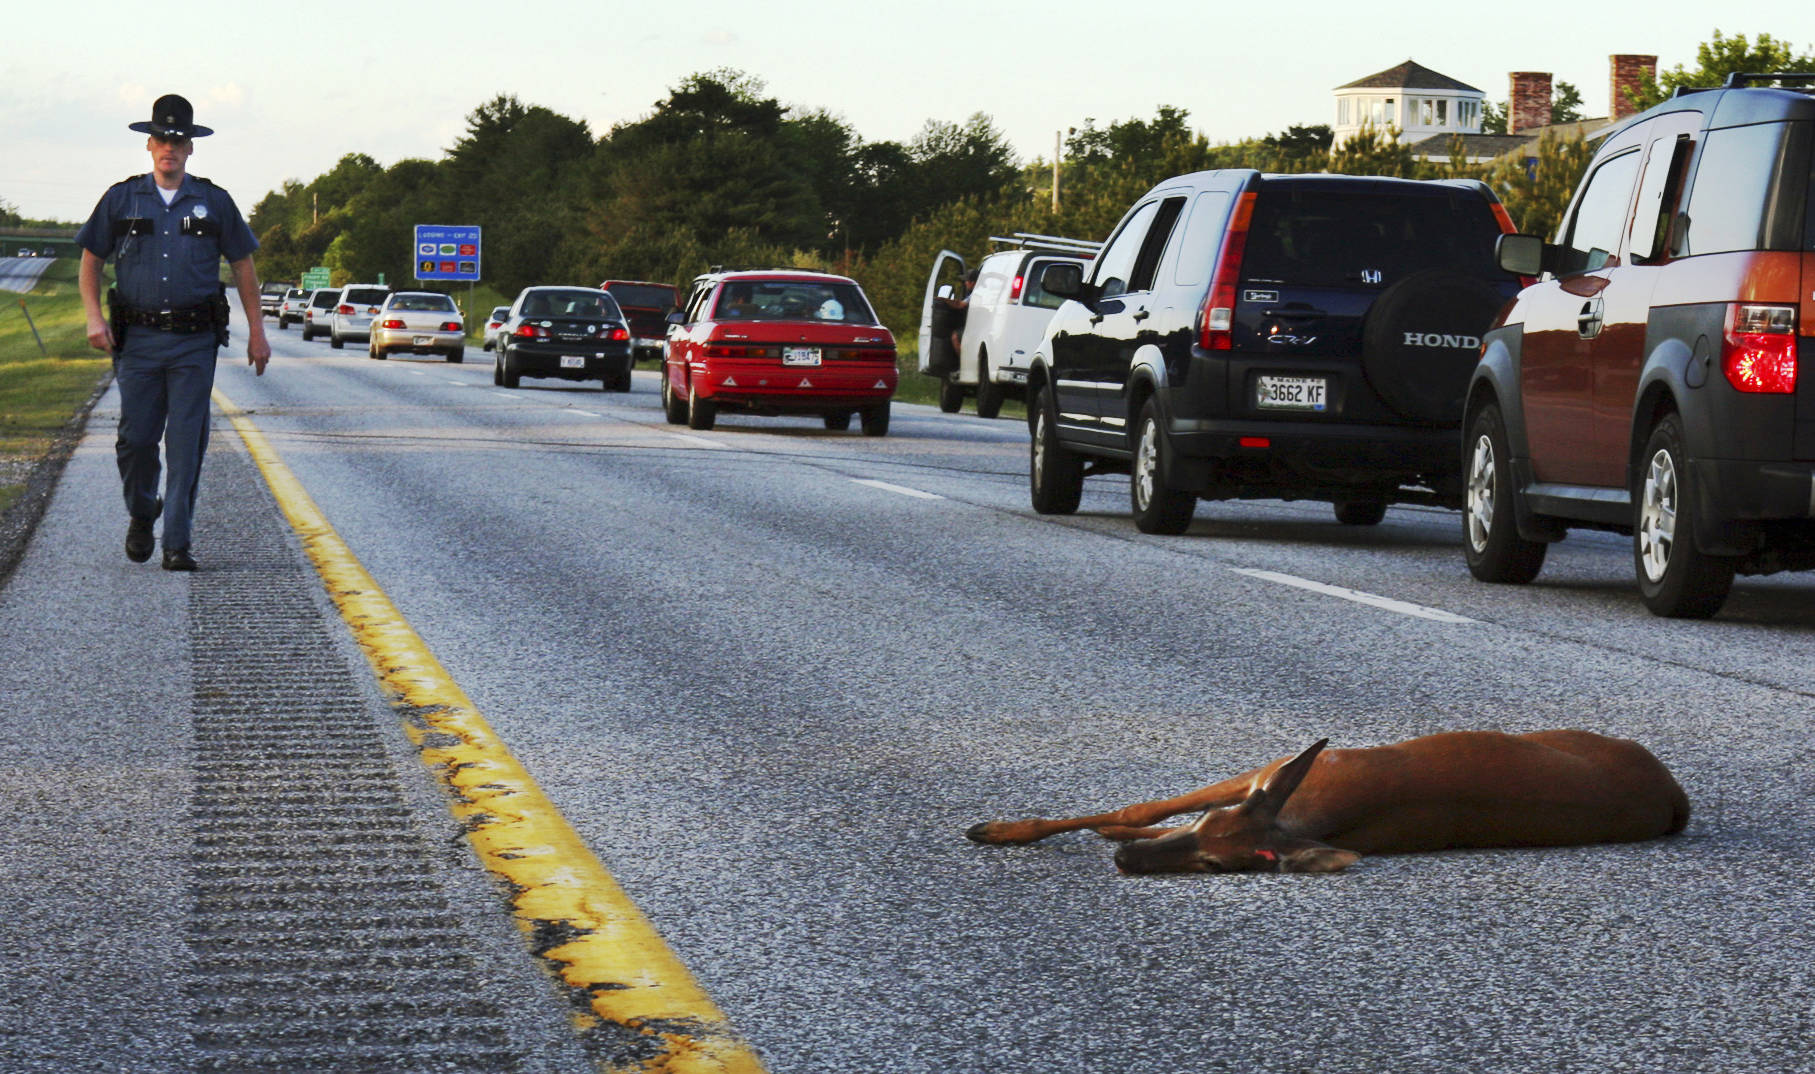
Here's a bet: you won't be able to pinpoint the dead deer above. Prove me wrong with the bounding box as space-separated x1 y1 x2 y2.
966 730 1690 874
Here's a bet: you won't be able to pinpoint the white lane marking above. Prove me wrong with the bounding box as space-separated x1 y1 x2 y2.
409 370 426 376
490 391 520 400
1230 568 1477 624
666 433 723 449
446 379 466 385
571 410 602 418
851 478 944 501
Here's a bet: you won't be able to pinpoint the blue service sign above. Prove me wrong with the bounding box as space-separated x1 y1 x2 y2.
414 224 481 282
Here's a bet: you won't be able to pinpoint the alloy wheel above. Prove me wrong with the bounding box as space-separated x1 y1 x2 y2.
1465 433 1495 554
1637 448 1677 583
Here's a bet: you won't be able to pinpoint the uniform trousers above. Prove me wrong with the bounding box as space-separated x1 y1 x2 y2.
114 327 218 551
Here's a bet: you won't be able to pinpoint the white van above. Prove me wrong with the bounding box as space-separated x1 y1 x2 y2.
918 234 1099 418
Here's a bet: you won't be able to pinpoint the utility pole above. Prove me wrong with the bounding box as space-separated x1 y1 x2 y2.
1052 131 1061 213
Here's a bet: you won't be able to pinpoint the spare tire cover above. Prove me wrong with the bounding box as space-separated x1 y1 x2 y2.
1360 269 1506 423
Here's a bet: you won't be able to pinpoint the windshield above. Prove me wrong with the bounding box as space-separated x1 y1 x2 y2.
519 290 621 319
605 284 677 308
710 280 877 324
390 294 457 312
1244 187 1506 286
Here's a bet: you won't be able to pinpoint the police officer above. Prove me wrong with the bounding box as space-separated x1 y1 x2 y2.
77 93 269 571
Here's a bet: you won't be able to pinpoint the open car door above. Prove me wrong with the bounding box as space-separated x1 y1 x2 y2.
917 250 967 376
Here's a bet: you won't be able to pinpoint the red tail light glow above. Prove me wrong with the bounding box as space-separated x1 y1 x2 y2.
440 321 462 332
381 319 404 329
1010 274 1025 301
705 343 769 358
1197 192 1257 351
605 326 629 341
337 304 354 315
514 324 547 339
1722 303 1797 393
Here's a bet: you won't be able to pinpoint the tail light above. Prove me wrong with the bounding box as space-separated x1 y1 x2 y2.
1010 274 1025 301
1722 304 1797 393
705 343 769 358
380 318 405 329
603 325 629 341
514 324 548 339
1197 192 1257 351
440 321 462 332
337 304 354 315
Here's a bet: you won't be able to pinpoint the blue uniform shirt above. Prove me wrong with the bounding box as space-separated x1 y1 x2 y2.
76 173 258 312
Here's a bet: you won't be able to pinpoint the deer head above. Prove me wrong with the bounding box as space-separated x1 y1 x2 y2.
1112 739 1362 875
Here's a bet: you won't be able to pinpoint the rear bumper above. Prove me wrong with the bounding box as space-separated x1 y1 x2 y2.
1689 458 1815 556
1165 417 1459 500
691 360 896 409
372 327 464 352
512 342 633 379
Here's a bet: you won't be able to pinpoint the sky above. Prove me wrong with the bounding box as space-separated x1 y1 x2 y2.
3 1 1808 224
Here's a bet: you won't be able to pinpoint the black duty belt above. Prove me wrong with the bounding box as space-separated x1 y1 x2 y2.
120 304 214 333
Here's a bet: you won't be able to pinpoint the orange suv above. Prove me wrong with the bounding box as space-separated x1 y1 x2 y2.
1465 73 1815 617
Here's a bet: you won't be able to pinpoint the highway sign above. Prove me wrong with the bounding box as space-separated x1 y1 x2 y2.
301 266 331 289
414 225 481 282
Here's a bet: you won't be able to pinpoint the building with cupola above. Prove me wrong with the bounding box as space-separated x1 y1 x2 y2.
1333 60 1486 145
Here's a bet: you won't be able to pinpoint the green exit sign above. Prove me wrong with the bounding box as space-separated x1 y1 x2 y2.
301 266 331 289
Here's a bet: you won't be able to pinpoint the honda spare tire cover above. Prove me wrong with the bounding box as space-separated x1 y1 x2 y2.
1360 269 1505 423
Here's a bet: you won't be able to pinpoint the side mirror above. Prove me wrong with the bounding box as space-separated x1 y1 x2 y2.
1496 233 1550 277
1041 261 1085 300
665 310 686 326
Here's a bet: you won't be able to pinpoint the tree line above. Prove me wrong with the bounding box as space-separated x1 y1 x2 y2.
244 31 1806 341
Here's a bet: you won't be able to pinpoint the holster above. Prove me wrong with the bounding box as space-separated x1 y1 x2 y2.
210 284 230 347
106 286 127 352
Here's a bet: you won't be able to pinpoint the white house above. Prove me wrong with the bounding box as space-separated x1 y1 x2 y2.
1333 60 1486 145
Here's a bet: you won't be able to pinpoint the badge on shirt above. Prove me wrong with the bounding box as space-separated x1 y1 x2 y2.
193 204 209 219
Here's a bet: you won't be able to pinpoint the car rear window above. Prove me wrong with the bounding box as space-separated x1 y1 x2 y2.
310 290 340 307
520 290 621 319
391 294 457 312
344 288 390 304
604 284 677 308
1682 121 1809 255
711 281 877 324
1244 187 1505 286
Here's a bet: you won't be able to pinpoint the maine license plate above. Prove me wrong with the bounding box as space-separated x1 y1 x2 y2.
1256 375 1327 411
783 346 821 367
413 335 431 346
560 355 586 369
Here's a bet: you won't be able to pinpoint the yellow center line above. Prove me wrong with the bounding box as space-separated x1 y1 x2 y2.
214 388 765 1073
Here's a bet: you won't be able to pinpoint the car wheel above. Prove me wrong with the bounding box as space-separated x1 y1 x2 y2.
687 382 716 430
493 353 503 386
1333 500 1388 526
501 348 521 389
661 368 688 424
1029 384 1083 515
1635 414 1735 618
331 331 344 350
976 348 1004 419
447 347 464 364
301 325 313 341
824 411 853 431
938 378 964 414
1464 403 1547 584
1130 398 1196 534
860 403 890 437
277 318 287 330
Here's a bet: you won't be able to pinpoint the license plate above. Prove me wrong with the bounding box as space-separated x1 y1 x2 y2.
783 346 821 367
560 355 586 369
413 336 431 346
1256 375 1327 411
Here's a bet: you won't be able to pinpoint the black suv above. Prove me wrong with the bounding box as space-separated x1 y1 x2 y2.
1029 169 1520 533
1466 74 1815 618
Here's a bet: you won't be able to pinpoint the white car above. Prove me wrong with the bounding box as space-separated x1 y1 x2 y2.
329 283 393 349
275 287 310 328
301 287 340 342
369 291 465 362
918 234 1100 418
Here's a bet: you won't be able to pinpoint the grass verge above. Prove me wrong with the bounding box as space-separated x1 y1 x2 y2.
0 260 112 514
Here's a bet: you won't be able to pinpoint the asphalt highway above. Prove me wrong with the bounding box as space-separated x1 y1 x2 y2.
5 308 1814 1072
0 256 55 294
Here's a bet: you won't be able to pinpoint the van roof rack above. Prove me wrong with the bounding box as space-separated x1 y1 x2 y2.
1674 72 1815 97
987 232 1103 255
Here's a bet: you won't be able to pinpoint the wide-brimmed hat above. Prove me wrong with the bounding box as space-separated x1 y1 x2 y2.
129 94 213 139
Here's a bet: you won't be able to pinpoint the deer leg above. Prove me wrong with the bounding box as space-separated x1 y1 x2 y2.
965 764 1279 846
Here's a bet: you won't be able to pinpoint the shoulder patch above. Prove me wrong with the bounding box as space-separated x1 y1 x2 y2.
190 175 214 187
116 174 145 187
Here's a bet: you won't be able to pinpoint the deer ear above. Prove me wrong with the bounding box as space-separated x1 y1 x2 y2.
1278 845 1361 873
1251 738 1329 822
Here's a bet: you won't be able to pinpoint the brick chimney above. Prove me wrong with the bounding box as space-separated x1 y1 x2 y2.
1610 54 1658 121
1509 72 1553 135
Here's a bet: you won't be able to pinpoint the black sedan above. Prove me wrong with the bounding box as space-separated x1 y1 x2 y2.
494 286 634 391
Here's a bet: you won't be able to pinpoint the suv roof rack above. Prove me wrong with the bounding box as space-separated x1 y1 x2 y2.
987 232 1103 255
1674 72 1815 97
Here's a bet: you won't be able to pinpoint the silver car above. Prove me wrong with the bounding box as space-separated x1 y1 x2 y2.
329 284 392 349
276 287 310 328
369 291 465 363
301 288 341 342
482 306 510 351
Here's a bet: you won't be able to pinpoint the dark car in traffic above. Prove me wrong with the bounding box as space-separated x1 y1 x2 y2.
1028 169 1521 533
600 279 681 363
494 286 634 391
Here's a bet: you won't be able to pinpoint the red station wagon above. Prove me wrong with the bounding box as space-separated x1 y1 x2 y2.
661 270 898 435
